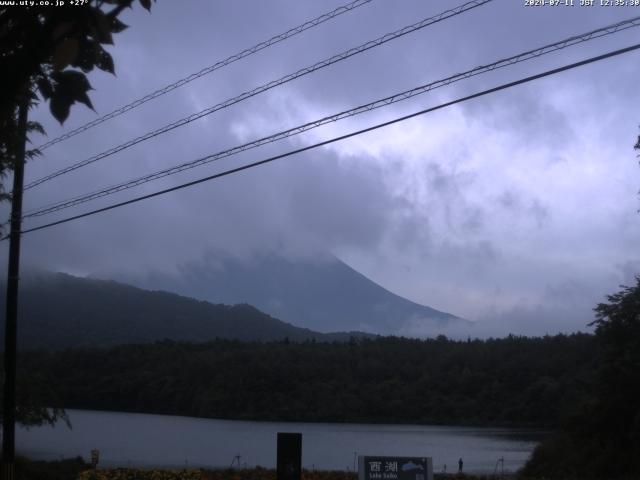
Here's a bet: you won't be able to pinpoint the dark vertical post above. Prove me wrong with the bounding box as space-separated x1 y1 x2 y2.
277 432 302 480
2 98 28 480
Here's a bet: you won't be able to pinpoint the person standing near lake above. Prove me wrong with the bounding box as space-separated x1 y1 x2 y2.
458 458 463 473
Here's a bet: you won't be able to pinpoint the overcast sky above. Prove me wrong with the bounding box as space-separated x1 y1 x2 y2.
4 0 640 336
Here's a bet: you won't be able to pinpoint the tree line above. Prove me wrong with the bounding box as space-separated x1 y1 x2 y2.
13 333 596 428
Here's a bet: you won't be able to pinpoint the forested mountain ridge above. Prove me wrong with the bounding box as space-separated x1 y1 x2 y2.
16 334 596 427
109 254 469 335
0 271 370 349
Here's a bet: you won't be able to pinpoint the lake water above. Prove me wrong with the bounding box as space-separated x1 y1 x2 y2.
17 410 547 474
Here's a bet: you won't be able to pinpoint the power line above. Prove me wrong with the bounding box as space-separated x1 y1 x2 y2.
22 15 640 220
34 0 375 151
12 42 640 239
24 0 492 191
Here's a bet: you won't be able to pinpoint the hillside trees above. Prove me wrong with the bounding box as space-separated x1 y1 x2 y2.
523 277 640 478
588 277 640 476
13 334 597 427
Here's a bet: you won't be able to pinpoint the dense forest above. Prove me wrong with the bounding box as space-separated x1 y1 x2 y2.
15 334 595 427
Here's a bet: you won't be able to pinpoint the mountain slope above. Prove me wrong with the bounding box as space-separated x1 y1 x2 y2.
0 271 365 350
114 254 469 335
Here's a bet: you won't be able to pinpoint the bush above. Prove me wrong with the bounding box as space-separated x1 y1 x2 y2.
15 456 88 480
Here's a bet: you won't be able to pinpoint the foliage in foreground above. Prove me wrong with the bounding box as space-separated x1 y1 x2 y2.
0 0 153 199
14 455 88 480
0 366 69 428
522 277 640 479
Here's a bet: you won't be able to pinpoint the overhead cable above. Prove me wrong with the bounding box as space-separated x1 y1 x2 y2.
24 0 492 190
12 42 640 239
34 0 375 151
22 15 640 219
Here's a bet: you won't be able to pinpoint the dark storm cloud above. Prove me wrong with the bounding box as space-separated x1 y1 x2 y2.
2 0 638 335
19 148 401 275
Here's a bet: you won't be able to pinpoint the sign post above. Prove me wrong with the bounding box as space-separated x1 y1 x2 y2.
277 433 302 480
91 449 99 475
358 456 433 480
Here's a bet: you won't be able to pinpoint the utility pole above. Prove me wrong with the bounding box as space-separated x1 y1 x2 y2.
2 96 29 480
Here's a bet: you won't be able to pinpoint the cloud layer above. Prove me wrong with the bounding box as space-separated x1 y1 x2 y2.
3 0 639 336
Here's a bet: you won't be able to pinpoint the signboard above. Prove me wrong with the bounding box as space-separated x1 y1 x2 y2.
358 456 433 480
277 432 302 480
90 449 99 467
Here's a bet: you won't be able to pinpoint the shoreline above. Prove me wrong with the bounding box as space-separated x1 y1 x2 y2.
50 407 557 432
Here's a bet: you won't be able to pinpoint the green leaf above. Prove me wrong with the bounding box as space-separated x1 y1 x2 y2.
49 70 95 123
27 121 46 136
75 90 94 111
52 37 79 71
36 78 53 100
96 49 115 75
95 12 114 44
74 39 97 73
53 70 93 94
26 148 42 160
110 17 128 34
50 95 71 124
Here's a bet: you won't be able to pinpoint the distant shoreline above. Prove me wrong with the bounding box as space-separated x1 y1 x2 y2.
51 407 555 433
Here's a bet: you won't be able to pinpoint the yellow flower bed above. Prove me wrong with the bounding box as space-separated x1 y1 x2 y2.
77 468 362 480
78 468 201 480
